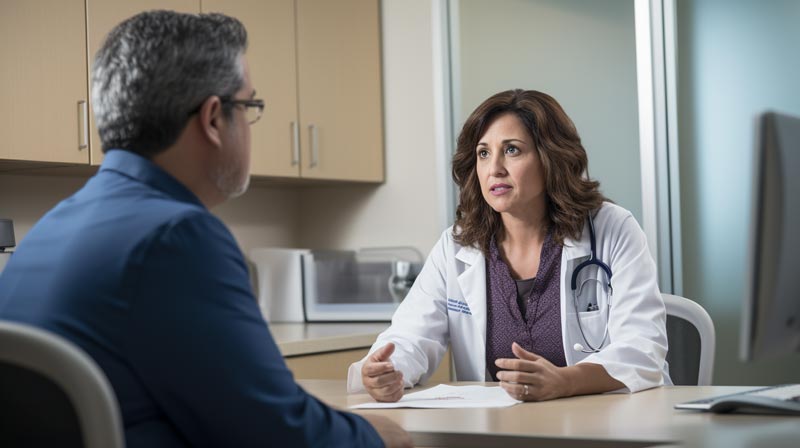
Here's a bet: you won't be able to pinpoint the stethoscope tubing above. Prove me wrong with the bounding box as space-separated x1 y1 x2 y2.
570 215 613 353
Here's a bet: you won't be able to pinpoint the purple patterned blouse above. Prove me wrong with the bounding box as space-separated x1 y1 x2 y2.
485 231 566 381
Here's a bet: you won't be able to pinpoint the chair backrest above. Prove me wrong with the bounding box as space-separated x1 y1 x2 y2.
662 294 716 386
0 320 125 448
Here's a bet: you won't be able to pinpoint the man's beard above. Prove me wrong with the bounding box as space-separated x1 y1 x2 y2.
213 152 250 199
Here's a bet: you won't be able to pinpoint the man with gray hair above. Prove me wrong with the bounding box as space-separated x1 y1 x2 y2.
0 10 410 448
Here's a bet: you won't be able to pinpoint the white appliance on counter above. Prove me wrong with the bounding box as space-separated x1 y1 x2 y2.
249 247 422 323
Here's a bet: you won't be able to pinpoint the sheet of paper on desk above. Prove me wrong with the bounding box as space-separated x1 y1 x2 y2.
350 384 521 409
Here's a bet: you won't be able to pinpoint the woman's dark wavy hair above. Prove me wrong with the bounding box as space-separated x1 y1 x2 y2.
451 89 608 255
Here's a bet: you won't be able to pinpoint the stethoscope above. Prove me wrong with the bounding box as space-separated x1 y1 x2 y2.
570 215 613 353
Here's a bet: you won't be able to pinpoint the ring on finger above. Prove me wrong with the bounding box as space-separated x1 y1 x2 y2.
523 384 529 397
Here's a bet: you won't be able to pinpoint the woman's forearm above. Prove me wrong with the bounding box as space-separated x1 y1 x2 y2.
562 362 625 397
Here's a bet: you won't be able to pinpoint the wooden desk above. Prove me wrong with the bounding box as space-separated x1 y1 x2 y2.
298 380 800 448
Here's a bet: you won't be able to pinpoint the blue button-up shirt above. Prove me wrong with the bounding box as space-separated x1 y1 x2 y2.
0 150 382 447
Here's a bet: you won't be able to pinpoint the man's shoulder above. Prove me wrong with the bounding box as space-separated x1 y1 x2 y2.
50 173 226 262
89 169 211 229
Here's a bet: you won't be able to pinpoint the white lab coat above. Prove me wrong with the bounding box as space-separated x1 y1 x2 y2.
348 202 672 393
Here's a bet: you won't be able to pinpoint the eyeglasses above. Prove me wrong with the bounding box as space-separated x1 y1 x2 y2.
221 97 265 125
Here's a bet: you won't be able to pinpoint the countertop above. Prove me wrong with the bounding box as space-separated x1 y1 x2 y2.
269 322 389 357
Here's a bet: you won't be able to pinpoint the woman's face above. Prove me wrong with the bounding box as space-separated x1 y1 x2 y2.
475 112 546 218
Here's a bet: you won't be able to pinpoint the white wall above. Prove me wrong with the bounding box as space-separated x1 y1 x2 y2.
0 174 87 241
212 187 300 251
297 0 445 254
677 0 800 384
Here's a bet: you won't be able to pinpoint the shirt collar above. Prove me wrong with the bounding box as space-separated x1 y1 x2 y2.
457 220 594 264
488 229 555 262
99 149 205 208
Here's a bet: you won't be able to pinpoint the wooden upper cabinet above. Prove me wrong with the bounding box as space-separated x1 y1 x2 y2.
202 0 301 178
205 0 383 182
296 0 384 182
86 0 201 166
0 0 384 182
0 0 89 164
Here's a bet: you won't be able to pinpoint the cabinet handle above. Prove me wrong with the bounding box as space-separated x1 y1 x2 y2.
309 124 318 168
291 121 300 166
78 100 88 150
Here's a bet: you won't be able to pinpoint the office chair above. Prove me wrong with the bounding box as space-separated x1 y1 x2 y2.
0 320 125 448
662 293 716 386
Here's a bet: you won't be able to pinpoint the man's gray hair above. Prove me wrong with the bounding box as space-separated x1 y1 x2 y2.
92 10 248 158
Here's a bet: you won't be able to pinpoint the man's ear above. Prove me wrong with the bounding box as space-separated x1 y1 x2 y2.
198 96 224 149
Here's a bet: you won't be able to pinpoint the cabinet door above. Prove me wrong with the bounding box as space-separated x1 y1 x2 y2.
87 0 200 166
203 0 300 178
0 0 88 164
296 0 384 182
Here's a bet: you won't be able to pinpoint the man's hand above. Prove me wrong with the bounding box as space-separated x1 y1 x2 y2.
361 414 413 448
361 343 404 402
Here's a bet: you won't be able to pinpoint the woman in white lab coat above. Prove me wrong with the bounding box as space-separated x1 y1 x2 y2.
349 89 671 402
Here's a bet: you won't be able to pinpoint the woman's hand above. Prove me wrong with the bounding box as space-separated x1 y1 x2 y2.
495 342 625 401
494 342 572 401
361 343 405 402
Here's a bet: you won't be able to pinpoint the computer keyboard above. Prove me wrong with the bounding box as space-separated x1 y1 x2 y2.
675 384 800 415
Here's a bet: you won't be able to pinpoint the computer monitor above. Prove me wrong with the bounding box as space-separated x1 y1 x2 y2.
741 111 800 361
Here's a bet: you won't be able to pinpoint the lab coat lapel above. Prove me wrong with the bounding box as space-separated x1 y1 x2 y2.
560 221 592 365
455 245 487 346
